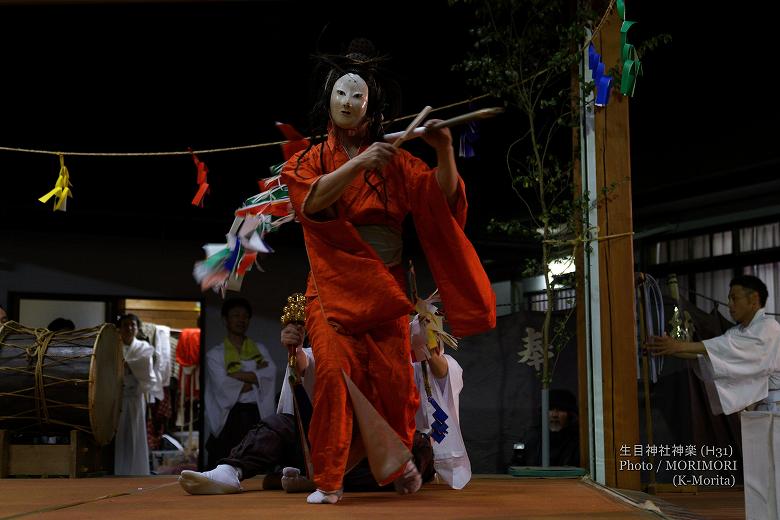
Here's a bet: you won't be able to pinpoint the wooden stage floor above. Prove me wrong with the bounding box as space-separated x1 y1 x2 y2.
0 475 743 520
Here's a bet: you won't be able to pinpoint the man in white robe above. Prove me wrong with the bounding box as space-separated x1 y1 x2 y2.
648 274 780 520
115 313 157 475
204 297 276 467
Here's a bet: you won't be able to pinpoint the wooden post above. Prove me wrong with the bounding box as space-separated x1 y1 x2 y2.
0 430 9 478
70 430 84 478
592 5 641 490
573 66 590 476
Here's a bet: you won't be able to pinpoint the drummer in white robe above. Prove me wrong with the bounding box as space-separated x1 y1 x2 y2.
204 297 276 467
647 274 780 520
116 313 157 475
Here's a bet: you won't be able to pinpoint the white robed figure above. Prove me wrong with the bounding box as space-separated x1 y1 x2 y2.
115 314 157 475
204 339 276 440
647 275 780 520
278 338 471 490
699 305 780 520
413 351 471 489
203 297 276 467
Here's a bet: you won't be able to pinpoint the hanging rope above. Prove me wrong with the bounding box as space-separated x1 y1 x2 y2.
0 94 493 159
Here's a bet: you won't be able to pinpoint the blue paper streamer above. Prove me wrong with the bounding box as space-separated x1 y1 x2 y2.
594 62 605 85
588 43 599 70
428 396 449 443
587 43 612 107
458 121 479 159
596 75 612 106
224 243 242 272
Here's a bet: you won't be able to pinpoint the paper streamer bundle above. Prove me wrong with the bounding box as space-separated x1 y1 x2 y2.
193 165 295 294
38 155 73 211
410 291 458 363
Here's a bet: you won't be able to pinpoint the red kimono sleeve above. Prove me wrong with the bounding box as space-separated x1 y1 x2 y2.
404 153 496 337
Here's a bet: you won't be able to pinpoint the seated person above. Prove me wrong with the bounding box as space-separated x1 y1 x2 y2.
181 314 312 494
411 343 471 489
180 294 469 494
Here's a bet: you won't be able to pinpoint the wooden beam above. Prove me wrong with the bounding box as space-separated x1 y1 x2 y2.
593 5 641 490
124 299 201 312
0 430 9 478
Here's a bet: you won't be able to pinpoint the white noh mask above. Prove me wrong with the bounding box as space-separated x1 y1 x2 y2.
330 73 369 129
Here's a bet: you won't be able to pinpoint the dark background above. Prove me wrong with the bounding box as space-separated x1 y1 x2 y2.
0 0 776 268
0 0 476 243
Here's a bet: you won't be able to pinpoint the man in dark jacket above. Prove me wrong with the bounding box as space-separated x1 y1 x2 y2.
548 389 579 467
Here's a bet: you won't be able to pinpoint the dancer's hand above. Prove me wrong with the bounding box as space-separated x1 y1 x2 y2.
421 119 452 152
281 323 305 349
353 141 396 171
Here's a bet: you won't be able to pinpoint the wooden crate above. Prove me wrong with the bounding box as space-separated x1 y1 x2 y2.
0 430 109 478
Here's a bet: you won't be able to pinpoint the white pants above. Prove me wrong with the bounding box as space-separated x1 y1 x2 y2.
741 410 780 520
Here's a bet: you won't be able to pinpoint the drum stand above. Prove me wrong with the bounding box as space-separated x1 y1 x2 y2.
0 429 109 478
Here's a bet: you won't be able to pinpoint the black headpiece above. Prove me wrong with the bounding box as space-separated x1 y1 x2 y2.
308 37 400 140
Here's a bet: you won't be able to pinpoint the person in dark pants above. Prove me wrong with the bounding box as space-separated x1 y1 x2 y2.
180 294 434 494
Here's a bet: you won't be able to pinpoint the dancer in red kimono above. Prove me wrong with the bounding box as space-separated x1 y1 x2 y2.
281 38 495 504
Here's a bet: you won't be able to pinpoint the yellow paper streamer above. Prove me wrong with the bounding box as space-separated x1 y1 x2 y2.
414 295 459 352
38 155 73 211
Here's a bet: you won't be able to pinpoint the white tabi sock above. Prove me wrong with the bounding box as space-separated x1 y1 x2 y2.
178 464 242 495
306 488 343 504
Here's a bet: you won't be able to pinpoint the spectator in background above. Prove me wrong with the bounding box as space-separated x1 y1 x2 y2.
0 305 8 325
115 313 157 475
47 317 75 332
547 389 580 467
204 297 276 469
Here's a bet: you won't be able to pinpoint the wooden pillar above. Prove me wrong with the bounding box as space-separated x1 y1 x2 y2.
592 6 640 490
0 430 9 478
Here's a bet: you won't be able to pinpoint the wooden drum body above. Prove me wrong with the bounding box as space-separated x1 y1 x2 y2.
0 322 123 445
